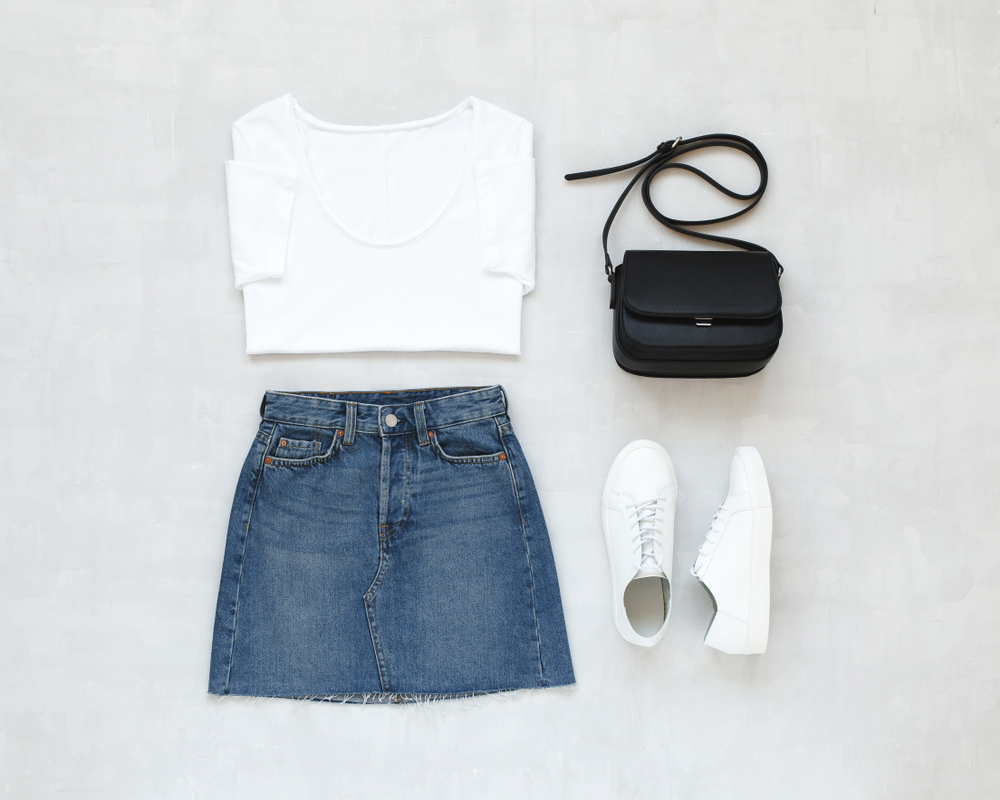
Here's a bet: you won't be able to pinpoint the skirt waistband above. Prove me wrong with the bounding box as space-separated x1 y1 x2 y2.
260 386 508 438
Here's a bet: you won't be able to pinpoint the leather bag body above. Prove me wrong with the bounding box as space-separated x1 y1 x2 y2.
611 250 782 377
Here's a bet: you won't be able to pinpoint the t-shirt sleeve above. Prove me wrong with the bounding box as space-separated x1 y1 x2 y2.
474 120 536 295
225 123 297 290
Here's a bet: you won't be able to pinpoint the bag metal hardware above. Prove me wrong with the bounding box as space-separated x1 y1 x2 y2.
695 317 713 327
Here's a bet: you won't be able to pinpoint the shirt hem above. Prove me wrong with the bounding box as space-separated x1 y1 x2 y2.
245 345 522 356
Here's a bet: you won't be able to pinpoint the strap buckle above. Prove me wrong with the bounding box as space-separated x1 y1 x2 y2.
657 136 682 153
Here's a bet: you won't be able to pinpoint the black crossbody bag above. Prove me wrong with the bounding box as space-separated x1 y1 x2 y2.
565 134 784 378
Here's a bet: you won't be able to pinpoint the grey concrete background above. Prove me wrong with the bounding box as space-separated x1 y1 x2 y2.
2 0 998 797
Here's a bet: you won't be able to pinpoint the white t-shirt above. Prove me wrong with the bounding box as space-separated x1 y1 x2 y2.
224 95 536 354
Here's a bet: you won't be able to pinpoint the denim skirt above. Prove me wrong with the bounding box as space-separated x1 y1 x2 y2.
208 386 575 702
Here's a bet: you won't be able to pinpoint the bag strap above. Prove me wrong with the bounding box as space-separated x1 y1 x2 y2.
565 134 783 282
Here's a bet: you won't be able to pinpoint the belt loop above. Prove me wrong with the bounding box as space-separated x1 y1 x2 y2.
260 393 268 418
343 402 357 445
415 402 430 446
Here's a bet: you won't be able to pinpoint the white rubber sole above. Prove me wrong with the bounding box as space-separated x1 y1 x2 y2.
736 445 772 654
601 440 677 647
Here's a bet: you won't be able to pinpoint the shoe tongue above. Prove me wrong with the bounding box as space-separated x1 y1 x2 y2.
633 499 662 578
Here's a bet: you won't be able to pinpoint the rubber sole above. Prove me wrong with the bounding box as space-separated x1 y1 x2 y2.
737 445 772 653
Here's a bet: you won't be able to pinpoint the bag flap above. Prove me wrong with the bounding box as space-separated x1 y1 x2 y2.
620 250 781 319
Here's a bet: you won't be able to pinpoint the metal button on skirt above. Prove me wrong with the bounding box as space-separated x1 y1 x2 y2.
208 386 575 703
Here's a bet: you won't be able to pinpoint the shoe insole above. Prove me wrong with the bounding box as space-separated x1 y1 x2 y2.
624 577 670 637
696 579 718 641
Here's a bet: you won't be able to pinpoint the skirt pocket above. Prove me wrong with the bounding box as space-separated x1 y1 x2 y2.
265 423 342 467
430 418 507 464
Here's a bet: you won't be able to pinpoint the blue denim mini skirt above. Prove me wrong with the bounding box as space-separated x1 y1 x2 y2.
209 386 575 702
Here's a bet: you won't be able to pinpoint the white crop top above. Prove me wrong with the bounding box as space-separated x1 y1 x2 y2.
224 95 536 354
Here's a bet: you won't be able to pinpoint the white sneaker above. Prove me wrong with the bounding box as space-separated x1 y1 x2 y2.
601 440 677 647
691 446 773 654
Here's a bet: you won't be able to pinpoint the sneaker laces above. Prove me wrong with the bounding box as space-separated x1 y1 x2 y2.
691 501 727 577
628 498 665 575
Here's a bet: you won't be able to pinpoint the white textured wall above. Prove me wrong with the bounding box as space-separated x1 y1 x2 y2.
2 1 998 797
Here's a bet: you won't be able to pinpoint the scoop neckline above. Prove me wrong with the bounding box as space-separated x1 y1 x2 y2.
286 95 480 248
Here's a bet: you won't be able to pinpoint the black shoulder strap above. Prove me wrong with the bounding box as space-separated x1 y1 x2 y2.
565 134 783 281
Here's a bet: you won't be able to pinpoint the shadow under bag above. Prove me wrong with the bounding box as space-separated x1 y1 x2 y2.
566 134 785 378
